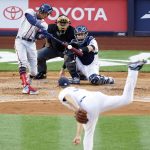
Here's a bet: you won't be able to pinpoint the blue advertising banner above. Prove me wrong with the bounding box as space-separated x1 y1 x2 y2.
135 0 150 35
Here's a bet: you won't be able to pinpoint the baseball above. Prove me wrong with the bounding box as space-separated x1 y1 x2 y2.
67 45 72 49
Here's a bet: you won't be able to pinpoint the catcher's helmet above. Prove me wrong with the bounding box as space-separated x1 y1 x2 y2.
58 77 70 88
74 25 88 44
39 4 53 15
56 15 70 34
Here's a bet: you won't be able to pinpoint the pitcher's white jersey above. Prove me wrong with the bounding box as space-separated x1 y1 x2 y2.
59 87 92 109
17 9 48 40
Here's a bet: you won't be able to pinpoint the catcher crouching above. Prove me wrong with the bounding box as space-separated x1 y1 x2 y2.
57 60 146 150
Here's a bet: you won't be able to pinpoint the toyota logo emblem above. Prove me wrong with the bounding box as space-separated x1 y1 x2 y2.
3 6 23 20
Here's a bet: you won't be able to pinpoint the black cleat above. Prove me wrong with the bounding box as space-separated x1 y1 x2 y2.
128 60 147 71
34 72 47 80
79 74 87 80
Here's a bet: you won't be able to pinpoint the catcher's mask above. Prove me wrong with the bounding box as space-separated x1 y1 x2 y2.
74 25 88 44
56 15 70 34
58 77 70 88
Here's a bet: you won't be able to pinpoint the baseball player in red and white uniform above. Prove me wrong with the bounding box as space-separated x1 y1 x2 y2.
15 4 53 94
58 60 147 150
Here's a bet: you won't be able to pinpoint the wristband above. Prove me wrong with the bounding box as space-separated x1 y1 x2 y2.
90 45 95 50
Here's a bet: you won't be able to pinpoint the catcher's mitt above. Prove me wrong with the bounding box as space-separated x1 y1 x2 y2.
75 109 88 124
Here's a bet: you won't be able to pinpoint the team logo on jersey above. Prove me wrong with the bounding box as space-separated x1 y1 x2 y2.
3 6 23 20
141 11 150 19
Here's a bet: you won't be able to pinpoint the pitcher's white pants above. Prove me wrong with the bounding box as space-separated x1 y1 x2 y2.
15 39 37 76
80 69 138 150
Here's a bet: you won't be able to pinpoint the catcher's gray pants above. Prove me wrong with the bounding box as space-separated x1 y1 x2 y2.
80 69 138 150
37 47 64 73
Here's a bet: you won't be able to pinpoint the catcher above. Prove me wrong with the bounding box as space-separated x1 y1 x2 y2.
59 25 114 85
57 60 147 150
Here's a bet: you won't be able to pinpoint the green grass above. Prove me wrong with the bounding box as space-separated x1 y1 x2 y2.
0 114 150 150
100 65 150 72
100 50 143 59
0 49 149 72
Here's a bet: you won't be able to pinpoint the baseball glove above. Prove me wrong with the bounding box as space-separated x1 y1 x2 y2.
75 109 88 124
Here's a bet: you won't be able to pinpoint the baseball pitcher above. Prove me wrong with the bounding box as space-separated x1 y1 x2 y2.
58 60 147 150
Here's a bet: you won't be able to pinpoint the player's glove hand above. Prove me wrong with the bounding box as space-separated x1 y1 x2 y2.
75 108 88 124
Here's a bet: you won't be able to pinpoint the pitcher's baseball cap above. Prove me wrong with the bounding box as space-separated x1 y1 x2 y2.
58 77 70 88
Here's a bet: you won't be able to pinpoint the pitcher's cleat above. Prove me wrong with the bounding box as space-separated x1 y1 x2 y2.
22 85 39 95
128 60 147 71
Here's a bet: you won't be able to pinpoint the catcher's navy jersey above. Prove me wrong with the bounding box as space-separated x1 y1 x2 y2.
71 36 99 65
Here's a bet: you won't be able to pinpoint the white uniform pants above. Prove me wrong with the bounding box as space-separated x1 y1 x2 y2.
15 39 37 76
76 56 99 79
80 69 138 150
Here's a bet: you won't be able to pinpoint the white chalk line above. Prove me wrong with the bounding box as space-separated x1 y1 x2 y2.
0 97 149 103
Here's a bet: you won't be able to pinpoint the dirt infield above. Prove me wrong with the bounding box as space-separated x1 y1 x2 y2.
0 72 150 115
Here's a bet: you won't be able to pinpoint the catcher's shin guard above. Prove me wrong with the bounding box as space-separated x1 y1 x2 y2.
89 74 114 85
66 60 80 79
64 54 79 79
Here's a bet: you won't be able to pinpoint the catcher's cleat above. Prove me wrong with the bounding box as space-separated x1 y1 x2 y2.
128 60 147 71
69 77 80 84
89 74 115 85
77 71 87 81
98 76 115 85
34 72 47 80
22 85 39 95
107 77 115 84
79 74 87 81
